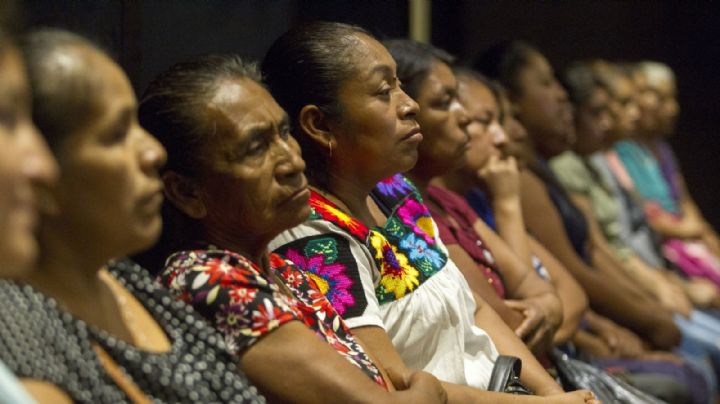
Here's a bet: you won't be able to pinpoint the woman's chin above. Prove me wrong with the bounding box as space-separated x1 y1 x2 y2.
394 151 419 174
0 238 37 278
128 218 163 256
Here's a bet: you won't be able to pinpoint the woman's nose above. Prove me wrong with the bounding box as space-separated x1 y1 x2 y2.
21 122 59 187
491 123 508 147
139 128 167 173
454 101 471 128
276 136 306 177
399 89 419 120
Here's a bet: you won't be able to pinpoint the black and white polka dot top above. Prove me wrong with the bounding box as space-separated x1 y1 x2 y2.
0 259 264 403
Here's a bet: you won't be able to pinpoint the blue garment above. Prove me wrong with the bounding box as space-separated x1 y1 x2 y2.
465 188 497 231
0 361 34 404
465 188 550 280
674 310 720 402
614 140 679 214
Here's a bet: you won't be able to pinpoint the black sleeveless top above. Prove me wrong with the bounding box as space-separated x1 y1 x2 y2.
0 259 264 403
531 158 591 263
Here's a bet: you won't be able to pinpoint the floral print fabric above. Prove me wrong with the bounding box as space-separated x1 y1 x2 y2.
277 174 448 312
160 248 387 388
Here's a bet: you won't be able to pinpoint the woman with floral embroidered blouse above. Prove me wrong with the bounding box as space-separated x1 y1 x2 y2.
265 21 597 404
138 53 446 404
383 41 566 357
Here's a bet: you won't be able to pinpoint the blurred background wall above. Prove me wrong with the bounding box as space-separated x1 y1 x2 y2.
21 0 720 229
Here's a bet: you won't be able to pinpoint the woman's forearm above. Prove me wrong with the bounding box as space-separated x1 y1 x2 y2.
492 196 534 271
472 293 563 396
473 219 555 299
529 237 587 344
242 322 407 404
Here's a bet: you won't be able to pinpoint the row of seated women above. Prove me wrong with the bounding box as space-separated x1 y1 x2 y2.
0 17 718 403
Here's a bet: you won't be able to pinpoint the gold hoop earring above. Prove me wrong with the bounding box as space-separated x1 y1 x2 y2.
328 141 333 159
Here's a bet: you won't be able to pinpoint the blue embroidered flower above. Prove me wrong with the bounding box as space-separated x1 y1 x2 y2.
399 233 444 269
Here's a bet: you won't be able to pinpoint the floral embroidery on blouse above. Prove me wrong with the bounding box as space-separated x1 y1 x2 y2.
283 238 356 316
376 175 414 198
293 174 448 306
397 198 437 245
370 230 420 301
309 192 370 240
160 248 387 389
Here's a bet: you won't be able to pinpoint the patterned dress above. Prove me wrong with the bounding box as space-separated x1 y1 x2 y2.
270 174 499 389
0 260 262 403
160 247 387 388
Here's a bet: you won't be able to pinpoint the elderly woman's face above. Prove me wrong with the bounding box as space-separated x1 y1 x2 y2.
48 46 166 257
330 34 421 181
457 76 506 174
631 71 660 136
653 78 679 136
0 46 57 276
193 78 310 245
514 52 574 158
414 61 470 175
607 76 640 139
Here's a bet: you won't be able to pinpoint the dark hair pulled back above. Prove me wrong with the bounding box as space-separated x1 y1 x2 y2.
139 54 260 177
471 40 539 97
383 39 455 100
261 21 370 189
562 61 605 107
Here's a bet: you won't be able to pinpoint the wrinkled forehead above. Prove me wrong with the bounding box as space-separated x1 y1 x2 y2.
202 78 284 150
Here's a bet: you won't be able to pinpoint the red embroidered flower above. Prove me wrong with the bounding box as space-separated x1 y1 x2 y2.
309 191 369 240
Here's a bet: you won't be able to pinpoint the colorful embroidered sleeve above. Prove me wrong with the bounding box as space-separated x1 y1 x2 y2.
159 250 300 355
270 222 385 330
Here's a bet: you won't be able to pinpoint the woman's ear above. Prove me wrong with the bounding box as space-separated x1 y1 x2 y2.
298 104 335 151
162 171 207 219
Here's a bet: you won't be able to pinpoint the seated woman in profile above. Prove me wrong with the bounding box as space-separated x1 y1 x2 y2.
455 67 708 404
138 54 445 404
472 41 682 351
0 29 263 403
631 61 720 262
598 62 720 289
264 21 597 404
382 40 566 357
0 25 58 404
447 68 589 349
475 40 720 399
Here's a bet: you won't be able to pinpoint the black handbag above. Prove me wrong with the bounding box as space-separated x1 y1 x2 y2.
487 355 533 395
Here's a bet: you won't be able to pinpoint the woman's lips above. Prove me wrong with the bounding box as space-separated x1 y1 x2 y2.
282 184 310 206
401 127 423 143
138 186 164 213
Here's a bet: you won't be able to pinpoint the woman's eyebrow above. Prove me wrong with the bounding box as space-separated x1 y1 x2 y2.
368 64 394 79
